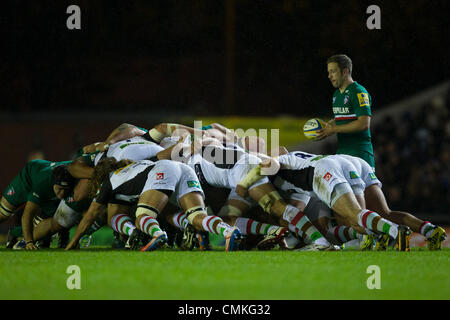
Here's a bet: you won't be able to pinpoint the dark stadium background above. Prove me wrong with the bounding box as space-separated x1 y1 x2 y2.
0 0 449 238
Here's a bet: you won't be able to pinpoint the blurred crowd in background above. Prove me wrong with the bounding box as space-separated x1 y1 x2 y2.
372 95 450 215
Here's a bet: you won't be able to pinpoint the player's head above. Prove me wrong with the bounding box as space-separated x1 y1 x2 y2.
327 54 352 88
89 157 134 198
52 165 76 199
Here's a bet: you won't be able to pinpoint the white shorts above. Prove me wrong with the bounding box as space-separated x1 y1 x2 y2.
312 155 364 207
228 153 270 189
272 176 311 206
53 200 82 228
226 188 257 208
339 154 382 189
142 160 204 205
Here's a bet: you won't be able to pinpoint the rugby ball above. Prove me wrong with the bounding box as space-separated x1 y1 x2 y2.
303 118 326 140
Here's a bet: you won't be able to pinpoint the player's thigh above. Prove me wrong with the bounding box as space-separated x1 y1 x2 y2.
175 163 205 206
364 184 390 216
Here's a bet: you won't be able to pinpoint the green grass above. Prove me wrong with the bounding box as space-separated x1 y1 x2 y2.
1 247 449 300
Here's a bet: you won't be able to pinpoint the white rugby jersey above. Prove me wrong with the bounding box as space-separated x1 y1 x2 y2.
95 160 156 205
94 136 163 165
185 145 252 189
276 151 325 191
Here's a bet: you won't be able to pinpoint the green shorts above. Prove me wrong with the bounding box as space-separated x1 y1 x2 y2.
3 175 59 218
337 148 375 169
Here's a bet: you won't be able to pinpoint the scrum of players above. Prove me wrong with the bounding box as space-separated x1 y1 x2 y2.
0 122 447 252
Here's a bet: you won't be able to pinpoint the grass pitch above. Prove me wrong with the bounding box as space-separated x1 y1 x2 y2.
1 247 449 300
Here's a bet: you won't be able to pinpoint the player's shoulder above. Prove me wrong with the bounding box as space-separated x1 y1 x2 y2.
350 81 370 95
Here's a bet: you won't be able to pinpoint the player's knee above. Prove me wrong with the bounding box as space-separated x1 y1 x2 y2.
185 206 207 224
135 204 159 227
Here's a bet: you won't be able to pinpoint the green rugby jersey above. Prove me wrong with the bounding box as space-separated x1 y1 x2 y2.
331 81 375 167
3 160 75 216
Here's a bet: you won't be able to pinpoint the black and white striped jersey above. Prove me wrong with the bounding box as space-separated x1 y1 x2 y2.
276 151 323 191
95 160 155 205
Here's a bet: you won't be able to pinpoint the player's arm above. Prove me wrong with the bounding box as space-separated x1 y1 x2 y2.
69 157 95 179
316 116 370 140
105 123 147 145
21 201 41 250
148 123 204 144
235 156 280 198
65 201 105 250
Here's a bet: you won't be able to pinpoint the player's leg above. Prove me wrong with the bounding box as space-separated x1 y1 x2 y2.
107 203 136 237
135 189 170 251
365 184 446 250
331 185 401 241
33 199 83 242
247 182 332 250
227 195 288 251
178 191 241 251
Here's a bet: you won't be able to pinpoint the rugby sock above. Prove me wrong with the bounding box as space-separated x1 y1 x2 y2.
172 212 188 230
283 205 323 241
235 217 278 236
328 226 360 244
420 221 436 238
201 216 233 236
357 209 398 238
139 216 164 237
110 214 135 236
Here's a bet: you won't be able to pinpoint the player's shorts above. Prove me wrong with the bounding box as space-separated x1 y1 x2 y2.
338 154 382 189
2 174 30 212
228 153 270 190
312 155 364 207
272 176 311 207
53 199 83 228
142 160 204 205
303 196 333 222
2 179 58 218
337 148 375 170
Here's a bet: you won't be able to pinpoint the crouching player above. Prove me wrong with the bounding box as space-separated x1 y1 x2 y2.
0 160 77 250
236 151 412 251
65 158 241 251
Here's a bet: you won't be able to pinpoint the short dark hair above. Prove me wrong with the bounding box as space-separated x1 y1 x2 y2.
327 54 352 75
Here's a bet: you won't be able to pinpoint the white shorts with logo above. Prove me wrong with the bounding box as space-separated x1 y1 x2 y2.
312 155 365 207
142 160 204 205
339 154 382 189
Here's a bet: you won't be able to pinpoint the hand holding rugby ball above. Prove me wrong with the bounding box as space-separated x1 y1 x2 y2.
303 118 327 140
